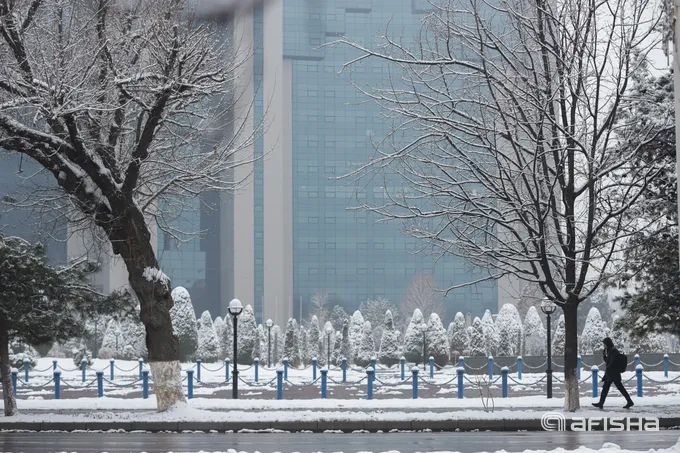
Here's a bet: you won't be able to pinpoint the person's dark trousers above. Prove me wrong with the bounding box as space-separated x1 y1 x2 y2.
600 379 633 404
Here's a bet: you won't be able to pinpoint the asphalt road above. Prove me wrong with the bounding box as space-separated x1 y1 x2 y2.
0 431 678 453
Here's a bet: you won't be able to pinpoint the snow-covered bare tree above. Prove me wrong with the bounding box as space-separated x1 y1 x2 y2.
332 0 663 411
0 0 258 411
400 273 445 330
310 290 330 324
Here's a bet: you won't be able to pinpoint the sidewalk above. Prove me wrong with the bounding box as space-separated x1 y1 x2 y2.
1 396 678 433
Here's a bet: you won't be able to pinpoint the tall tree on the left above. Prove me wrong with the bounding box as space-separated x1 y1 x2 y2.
0 0 255 411
0 234 131 416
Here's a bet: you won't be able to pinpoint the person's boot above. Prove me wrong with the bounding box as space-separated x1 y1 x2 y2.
592 402 604 409
624 401 634 409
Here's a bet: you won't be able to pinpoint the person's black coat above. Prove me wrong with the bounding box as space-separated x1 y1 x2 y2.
603 347 622 383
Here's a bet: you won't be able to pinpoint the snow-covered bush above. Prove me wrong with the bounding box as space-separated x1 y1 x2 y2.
610 316 628 351
468 317 486 356
355 321 375 367
196 311 219 363
299 326 310 366
9 342 39 369
523 306 546 356
630 333 666 354
349 311 365 363
496 304 523 356
221 316 234 361
307 316 321 364
118 309 147 360
449 312 468 360
254 324 266 362
379 310 400 366
236 305 257 364
72 345 93 367
340 318 352 363
99 319 122 358
214 316 226 358
283 318 300 367
403 309 426 363
426 313 449 365
170 287 198 362
46 342 67 358
552 315 566 355
580 307 608 354
481 310 499 356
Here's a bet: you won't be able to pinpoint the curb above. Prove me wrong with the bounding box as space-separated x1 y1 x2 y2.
1 418 678 433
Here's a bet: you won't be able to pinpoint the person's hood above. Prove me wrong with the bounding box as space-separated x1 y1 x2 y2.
603 337 614 350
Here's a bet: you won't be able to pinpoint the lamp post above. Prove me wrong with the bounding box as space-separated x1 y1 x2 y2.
420 324 428 371
229 298 244 399
540 299 557 399
266 319 273 368
325 326 333 366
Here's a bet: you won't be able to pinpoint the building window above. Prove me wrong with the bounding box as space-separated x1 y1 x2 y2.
308 268 319 275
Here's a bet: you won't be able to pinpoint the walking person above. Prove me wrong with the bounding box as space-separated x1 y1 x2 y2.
592 337 634 409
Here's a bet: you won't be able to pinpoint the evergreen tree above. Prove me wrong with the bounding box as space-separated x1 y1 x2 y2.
254 324 265 362
629 333 666 354
0 235 131 416
523 306 546 356
610 316 628 352
447 321 455 347
552 314 566 356
340 318 352 363
329 305 350 332
271 325 282 364
196 311 219 362
426 313 449 365
468 317 486 356
307 316 321 364
580 307 608 354
222 315 234 361
118 307 148 360
449 312 468 360
359 297 401 344
236 305 257 364
611 71 679 337
100 319 122 358
355 321 375 367
379 310 400 366
213 316 226 359
299 326 310 366
333 329 344 365
496 304 523 356
170 287 198 362
283 318 300 367
403 309 426 363
481 310 499 356
349 311 365 362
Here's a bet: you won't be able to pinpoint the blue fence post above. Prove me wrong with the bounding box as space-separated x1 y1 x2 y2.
412 367 419 399
457 367 464 399
283 358 289 380
488 356 494 380
96 371 104 397
138 358 143 381
400 356 405 380
429 356 434 379
367 367 374 400
225 359 230 381
636 364 643 397
312 358 317 381
517 356 522 380
254 358 260 383
142 370 149 399
11 369 17 396
187 369 194 399
81 359 87 382
321 368 328 399
196 359 202 382
577 355 582 380
54 371 61 400
110 359 115 381
341 358 347 383
664 354 669 378
592 366 599 398
23 359 29 384
635 354 640 368
458 356 465 369
501 366 509 398
276 369 283 400
52 360 57 371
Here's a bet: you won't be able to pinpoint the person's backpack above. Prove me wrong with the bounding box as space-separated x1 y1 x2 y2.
616 352 628 373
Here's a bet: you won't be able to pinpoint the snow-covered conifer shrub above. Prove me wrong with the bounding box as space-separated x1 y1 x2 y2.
580 307 608 354
449 312 468 360
496 304 523 356
426 313 449 365
355 321 375 367
379 310 400 366
196 311 219 363
403 309 426 363
523 306 546 356
468 317 486 356
236 305 257 364
170 287 198 362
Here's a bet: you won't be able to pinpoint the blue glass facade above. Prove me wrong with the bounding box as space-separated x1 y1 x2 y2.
274 0 497 322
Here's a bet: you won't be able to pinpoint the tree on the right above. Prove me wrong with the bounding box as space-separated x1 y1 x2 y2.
333 0 664 411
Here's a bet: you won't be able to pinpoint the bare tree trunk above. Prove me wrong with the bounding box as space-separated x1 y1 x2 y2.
563 302 580 411
0 318 18 416
111 207 184 412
